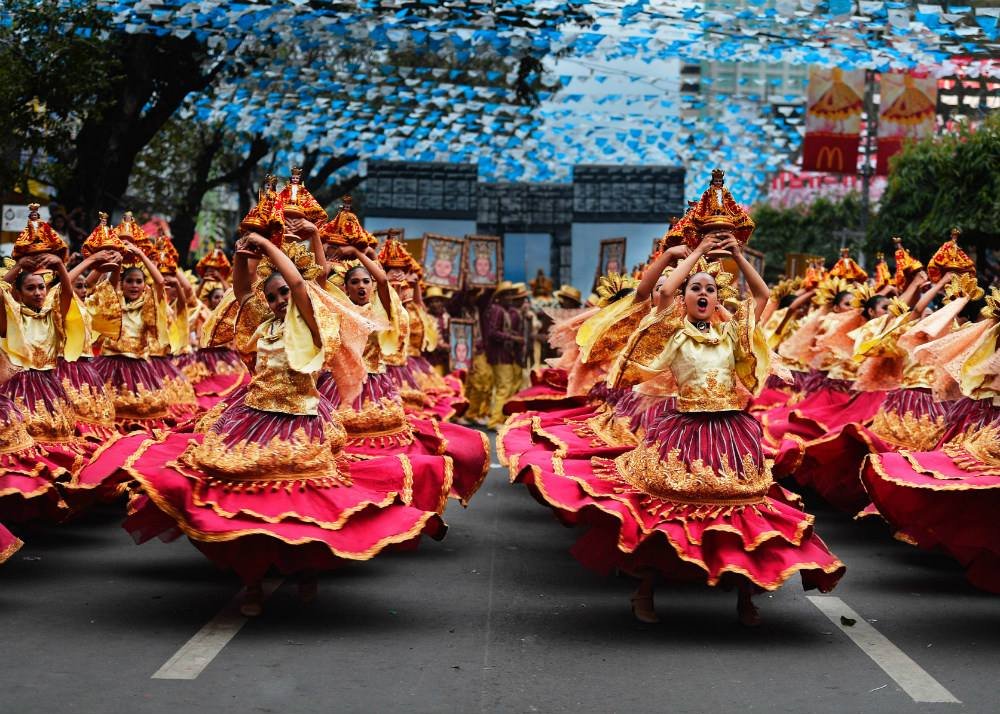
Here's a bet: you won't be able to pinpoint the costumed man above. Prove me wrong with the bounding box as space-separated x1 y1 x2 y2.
459 288 494 426
486 281 529 428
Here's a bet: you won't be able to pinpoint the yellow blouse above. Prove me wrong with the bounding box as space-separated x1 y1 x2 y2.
609 298 768 412
100 288 168 359
0 283 85 371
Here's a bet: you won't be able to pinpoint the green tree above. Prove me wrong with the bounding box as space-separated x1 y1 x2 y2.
751 193 867 283
870 113 1000 266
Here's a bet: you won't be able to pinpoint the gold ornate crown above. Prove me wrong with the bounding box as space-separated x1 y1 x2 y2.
12 203 68 259
82 211 127 257
872 251 892 291
278 167 328 228
892 236 924 290
195 247 232 280
829 247 868 284
425 237 461 265
255 240 323 285
156 234 180 276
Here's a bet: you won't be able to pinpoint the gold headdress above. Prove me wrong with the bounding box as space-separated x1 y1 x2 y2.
801 258 826 291
928 227 975 283
689 257 738 304
82 211 127 257
594 273 638 307
886 297 910 317
828 247 868 283
156 233 179 276
12 203 69 260
327 258 364 290
850 281 878 309
942 272 984 303
197 278 224 302
770 277 799 302
892 236 924 290
117 212 156 264
278 167 328 228
254 240 323 284
814 275 851 306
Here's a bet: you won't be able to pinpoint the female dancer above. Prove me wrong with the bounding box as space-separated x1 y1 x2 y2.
122 231 447 615
509 234 844 625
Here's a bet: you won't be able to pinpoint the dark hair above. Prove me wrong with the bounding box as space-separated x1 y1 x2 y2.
122 266 145 281
861 295 888 320
778 293 796 309
345 265 370 282
833 290 852 306
960 298 986 322
14 270 36 290
263 270 285 290
682 272 717 294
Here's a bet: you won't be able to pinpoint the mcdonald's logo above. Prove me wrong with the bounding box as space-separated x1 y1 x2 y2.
816 146 844 171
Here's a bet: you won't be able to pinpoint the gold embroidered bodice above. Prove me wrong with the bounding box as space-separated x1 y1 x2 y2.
244 318 320 416
0 283 84 371
609 298 768 413
100 290 164 359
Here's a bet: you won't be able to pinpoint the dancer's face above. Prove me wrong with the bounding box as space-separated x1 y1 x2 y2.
206 288 224 310
654 274 669 308
264 273 290 321
122 269 146 301
833 292 853 313
346 268 373 306
164 276 178 303
72 274 88 299
684 272 717 321
18 273 48 310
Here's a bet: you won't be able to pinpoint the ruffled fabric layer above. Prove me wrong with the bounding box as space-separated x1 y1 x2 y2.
319 371 487 504
510 451 844 592
121 432 447 585
92 355 190 434
0 522 22 564
862 448 1000 593
56 358 117 442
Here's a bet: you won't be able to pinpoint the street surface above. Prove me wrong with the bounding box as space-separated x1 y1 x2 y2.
1 435 996 713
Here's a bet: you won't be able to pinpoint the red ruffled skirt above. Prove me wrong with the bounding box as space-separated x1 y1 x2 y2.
503 368 587 416
0 392 70 522
511 407 844 591
318 371 488 506
93 355 193 434
0 522 22 564
408 356 468 421
56 358 117 442
862 440 1000 594
122 395 448 584
175 348 250 411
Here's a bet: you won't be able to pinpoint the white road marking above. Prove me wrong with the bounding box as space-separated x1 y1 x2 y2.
489 462 503 469
807 596 960 704
152 578 284 680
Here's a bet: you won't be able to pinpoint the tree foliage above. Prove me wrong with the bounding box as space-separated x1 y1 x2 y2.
751 193 867 283
870 113 1000 265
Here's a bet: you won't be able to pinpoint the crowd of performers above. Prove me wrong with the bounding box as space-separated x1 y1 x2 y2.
499 169 1000 625
0 174 488 615
4 167 998 627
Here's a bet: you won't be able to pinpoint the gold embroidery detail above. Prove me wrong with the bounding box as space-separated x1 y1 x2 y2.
181 420 349 484
676 369 747 412
13 395 77 442
869 408 947 452
942 425 1000 472
337 397 414 445
61 377 115 426
603 442 772 505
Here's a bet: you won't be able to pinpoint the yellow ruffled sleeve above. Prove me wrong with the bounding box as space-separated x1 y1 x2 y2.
577 292 649 365
283 281 343 376
850 312 910 362
959 322 1000 399
59 286 87 362
606 302 684 389
0 281 30 367
420 306 439 352
167 300 191 355
729 297 770 396
84 280 123 341
373 285 407 359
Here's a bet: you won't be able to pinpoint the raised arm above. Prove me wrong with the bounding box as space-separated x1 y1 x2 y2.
654 238 718 311
635 244 691 302
286 217 328 286
40 254 74 318
233 237 256 304
719 236 769 319
913 271 954 316
249 233 321 347
123 244 166 300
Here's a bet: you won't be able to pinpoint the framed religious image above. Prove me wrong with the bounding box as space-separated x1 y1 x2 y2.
421 233 466 289
594 237 627 290
464 235 503 288
448 319 475 372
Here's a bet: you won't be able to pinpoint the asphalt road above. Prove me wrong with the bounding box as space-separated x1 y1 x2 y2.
1 434 996 713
